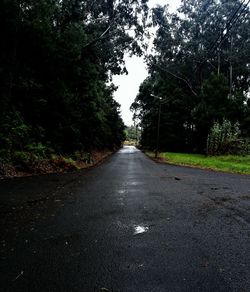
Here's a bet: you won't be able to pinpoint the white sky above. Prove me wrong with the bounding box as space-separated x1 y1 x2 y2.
113 0 181 126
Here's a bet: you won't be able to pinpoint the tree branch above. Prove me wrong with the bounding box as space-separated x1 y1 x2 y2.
82 16 118 49
82 24 114 49
155 64 199 97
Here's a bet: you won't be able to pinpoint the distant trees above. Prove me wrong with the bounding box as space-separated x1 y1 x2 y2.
125 125 141 144
131 0 250 153
0 0 149 163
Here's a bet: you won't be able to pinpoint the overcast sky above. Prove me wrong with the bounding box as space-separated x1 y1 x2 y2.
113 0 181 126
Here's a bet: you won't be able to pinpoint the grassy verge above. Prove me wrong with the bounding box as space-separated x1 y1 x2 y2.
145 151 250 175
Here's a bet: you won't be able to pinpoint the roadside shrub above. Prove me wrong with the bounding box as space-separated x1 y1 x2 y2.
25 143 51 158
0 112 30 149
51 155 78 171
207 119 250 155
72 151 94 164
13 151 30 164
229 138 250 155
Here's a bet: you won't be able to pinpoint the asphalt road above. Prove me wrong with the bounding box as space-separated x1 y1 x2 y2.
1 146 250 292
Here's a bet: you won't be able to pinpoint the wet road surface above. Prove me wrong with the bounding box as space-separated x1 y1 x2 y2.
1 146 250 291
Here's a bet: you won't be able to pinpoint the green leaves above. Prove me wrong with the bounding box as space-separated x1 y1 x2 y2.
133 0 249 153
206 119 249 155
1 0 150 165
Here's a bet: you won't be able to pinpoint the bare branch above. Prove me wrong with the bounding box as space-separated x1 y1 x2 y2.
85 24 113 48
82 22 114 49
155 64 199 97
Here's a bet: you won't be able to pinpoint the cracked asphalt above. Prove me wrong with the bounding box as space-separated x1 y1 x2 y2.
1 146 250 292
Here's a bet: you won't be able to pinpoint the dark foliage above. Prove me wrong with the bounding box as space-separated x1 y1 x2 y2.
131 0 250 153
0 0 149 163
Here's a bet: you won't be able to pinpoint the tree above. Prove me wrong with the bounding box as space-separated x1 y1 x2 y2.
132 0 250 153
0 0 149 163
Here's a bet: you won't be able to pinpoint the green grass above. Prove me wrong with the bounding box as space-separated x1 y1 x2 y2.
146 151 250 175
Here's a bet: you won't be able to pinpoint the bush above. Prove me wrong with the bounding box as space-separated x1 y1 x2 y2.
51 155 78 171
25 143 51 158
0 112 30 150
207 119 250 155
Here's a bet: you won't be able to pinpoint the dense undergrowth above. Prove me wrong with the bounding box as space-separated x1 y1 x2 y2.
0 148 112 178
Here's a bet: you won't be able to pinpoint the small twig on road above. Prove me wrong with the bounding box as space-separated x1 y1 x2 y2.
13 270 24 281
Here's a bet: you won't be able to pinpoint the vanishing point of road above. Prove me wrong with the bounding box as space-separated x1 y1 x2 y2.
1 146 250 291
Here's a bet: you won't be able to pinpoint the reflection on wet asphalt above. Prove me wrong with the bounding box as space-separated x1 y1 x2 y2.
133 225 149 235
1 146 250 292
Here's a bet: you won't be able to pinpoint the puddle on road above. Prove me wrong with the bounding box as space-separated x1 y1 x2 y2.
117 190 126 194
133 225 149 235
